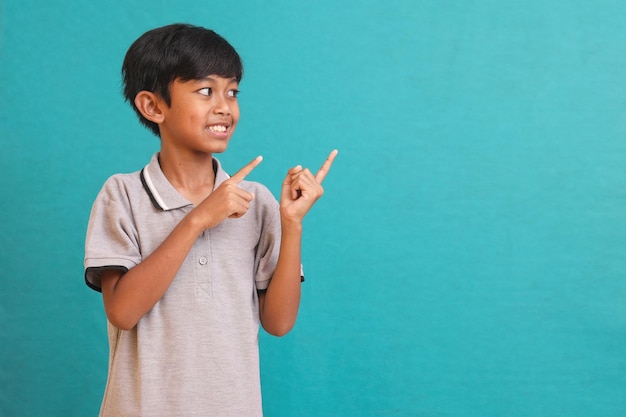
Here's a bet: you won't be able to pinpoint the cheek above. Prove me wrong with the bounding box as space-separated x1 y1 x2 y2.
185 110 205 127
231 105 241 125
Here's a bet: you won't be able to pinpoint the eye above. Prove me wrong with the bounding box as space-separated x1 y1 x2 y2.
198 87 212 96
227 89 240 98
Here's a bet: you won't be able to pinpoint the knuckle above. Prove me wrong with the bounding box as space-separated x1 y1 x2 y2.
227 198 239 209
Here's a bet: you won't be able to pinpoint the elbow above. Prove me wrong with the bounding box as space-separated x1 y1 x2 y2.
108 316 137 331
110 320 137 332
262 320 295 337
264 327 292 337
105 307 138 331
258 295 299 336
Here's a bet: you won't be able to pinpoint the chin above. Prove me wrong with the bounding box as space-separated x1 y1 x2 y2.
210 142 230 154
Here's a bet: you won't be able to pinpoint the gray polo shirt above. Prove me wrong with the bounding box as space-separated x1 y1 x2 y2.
85 153 280 417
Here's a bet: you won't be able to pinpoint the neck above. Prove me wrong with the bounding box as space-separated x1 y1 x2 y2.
158 147 216 204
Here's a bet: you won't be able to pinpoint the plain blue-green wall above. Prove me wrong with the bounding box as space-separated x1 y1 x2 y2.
1 1 625 416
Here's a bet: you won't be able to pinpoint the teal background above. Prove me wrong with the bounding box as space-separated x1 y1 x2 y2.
1 1 625 416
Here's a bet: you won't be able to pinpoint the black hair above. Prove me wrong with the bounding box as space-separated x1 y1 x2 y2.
121 23 244 136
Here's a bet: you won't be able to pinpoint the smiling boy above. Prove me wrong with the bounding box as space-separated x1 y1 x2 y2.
84 23 337 417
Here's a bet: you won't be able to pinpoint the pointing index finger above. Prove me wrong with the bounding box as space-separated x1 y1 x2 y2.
315 149 339 183
231 156 263 184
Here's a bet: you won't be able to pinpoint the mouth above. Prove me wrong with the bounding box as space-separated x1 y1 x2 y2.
207 124 230 137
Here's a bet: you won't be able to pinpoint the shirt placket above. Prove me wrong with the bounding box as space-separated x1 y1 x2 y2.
195 230 213 297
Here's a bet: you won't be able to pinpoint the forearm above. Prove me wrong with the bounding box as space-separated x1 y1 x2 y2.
260 151 337 335
103 213 203 329
259 219 303 336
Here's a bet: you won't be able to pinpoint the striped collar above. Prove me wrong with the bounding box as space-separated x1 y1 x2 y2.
140 153 231 211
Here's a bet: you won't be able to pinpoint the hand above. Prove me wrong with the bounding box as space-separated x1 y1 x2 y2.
280 150 338 223
194 156 263 230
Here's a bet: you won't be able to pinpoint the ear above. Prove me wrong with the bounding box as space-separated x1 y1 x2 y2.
134 91 165 124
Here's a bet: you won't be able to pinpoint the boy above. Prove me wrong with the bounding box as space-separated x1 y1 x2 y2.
84 23 337 417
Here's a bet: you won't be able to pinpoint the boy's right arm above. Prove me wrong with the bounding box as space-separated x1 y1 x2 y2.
101 156 263 330
101 213 203 330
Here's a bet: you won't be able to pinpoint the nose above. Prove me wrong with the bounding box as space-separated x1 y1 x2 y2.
213 94 231 115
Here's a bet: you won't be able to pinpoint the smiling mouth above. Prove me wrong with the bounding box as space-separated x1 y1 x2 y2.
208 124 228 133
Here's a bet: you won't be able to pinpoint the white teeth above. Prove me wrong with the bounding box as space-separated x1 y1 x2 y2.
209 125 227 133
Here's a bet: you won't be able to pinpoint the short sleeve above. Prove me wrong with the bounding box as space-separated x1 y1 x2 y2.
84 176 142 292
253 191 281 292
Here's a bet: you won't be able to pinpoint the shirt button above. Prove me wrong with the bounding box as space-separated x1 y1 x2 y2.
199 256 208 265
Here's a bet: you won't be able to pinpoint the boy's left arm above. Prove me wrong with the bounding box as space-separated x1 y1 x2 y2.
259 150 338 336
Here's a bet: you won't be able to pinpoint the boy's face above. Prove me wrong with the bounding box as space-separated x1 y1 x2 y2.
158 75 240 154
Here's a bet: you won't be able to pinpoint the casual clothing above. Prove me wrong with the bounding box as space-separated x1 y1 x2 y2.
84 153 280 417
